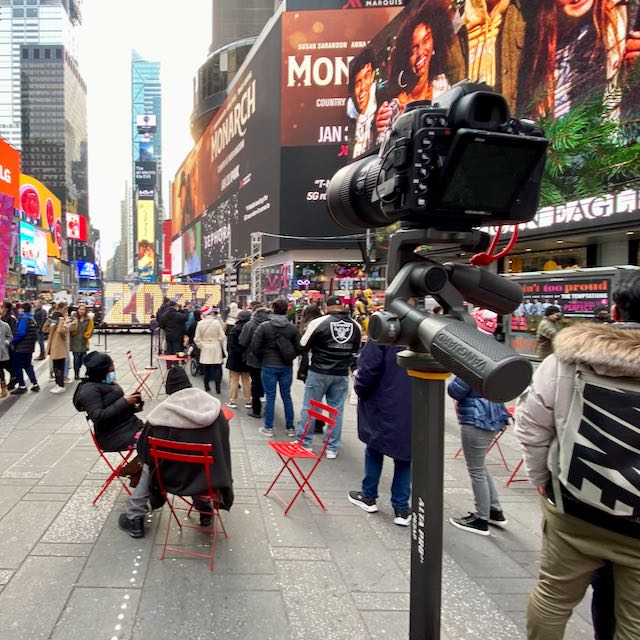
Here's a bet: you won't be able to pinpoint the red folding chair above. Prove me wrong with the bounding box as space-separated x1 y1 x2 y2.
86 415 134 505
264 400 339 516
148 437 228 573
126 350 153 400
452 405 514 471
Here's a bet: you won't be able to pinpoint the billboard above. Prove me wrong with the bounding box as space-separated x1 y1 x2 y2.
66 212 88 242
172 20 283 266
286 1 407 8
136 114 157 133
182 220 202 275
171 236 183 276
162 219 172 273
348 0 640 158
0 137 19 300
136 199 155 282
103 282 222 326
19 174 62 258
281 7 402 148
135 161 157 188
33 227 48 276
139 141 155 161
77 260 98 279
19 221 36 274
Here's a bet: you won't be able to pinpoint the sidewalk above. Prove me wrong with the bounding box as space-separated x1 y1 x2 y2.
0 335 594 639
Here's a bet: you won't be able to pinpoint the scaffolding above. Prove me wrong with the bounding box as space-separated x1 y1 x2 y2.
250 232 263 302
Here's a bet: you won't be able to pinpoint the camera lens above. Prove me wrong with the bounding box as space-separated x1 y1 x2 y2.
327 155 391 229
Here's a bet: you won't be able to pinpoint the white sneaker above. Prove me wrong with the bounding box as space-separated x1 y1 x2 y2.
50 385 66 394
326 450 337 460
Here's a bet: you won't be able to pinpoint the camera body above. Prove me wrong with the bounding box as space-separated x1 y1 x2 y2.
328 81 548 233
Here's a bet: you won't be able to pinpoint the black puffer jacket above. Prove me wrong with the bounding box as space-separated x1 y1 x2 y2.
250 314 301 367
137 388 233 510
12 313 38 354
225 311 251 372
159 307 188 342
73 381 141 451
239 309 269 368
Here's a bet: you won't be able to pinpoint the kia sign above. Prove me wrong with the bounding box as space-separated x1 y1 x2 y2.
138 188 155 200
136 114 157 133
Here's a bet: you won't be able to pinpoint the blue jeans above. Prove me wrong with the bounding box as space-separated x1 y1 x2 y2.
13 351 38 388
362 446 411 511
261 366 294 429
73 352 86 377
37 331 45 358
297 371 350 452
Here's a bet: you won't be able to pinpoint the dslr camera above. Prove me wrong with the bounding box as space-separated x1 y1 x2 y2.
328 81 547 233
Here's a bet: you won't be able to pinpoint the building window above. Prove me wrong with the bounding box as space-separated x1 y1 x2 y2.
12 8 24 17
33 48 39 59
44 48 50 59
55 49 62 59
26 0 38 4
22 49 28 59
26 7 37 17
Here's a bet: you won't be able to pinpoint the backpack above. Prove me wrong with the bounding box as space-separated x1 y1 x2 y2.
548 365 640 520
275 328 296 364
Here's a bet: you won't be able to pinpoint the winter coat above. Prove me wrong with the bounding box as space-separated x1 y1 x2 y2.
516 322 640 538
239 309 269 368
159 307 188 343
448 377 512 432
354 341 412 461
250 314 301 368
33 306 47 330
1 312 16 334
12 312 38 354
535 317 563 360
44 315 75 360
73 380 142 452
156 303 170 324
70 315 94 353
194 315 225 365
0 319 12 361
225 313 250 372
300 312 361 376
137 388 233 510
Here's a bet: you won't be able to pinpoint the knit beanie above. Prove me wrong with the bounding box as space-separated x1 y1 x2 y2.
166 367 192 395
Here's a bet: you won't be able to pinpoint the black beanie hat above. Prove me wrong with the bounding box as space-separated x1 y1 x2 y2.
83 351 114 381
544 305 561 317
166 367 192 395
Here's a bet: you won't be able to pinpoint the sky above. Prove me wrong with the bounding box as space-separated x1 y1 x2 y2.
79 0 213 268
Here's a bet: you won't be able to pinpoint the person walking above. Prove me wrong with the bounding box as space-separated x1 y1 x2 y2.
44 308 73 394
70 304 94 380
535 305 564 360
250 298 301 437
515 272 640 640
347 339 412 526
33 299 47 360
9 302 40 395
448 308 511 536
225 309 251 409
239 305 269 419
0 316 12 398
223 301 239 335
194 306 225 393
159 301 188 359
1 301 17 391
297 295 361 458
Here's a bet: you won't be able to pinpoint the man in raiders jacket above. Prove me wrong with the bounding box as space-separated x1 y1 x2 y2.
515 272 640 639
297 296 361 458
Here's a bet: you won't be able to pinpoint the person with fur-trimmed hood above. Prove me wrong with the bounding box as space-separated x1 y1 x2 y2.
118 367 233 539
515 272 640 639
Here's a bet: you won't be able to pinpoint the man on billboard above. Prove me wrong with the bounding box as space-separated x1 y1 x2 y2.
137 240 155 281
347 49 379 158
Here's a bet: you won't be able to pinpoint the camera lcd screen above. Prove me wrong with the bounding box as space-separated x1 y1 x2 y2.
436 129 547 214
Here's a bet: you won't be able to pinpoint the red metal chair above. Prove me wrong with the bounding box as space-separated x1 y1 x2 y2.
126 350 153 400
86 415 134 505
148 437 228 573
452 405 514 471
264 400 339 516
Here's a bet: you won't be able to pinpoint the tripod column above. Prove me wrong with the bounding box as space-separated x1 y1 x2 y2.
402 355 450 640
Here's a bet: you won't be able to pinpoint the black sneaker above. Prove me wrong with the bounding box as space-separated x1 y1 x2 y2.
118 513 144 538
393 509 412 527
286 428 296 438
347 491 378 513
7 382 16 391
247 412 262 419
449 513 489 536
199 512 213 527
489 508 508 528
31 384 40 392
10 387 27 395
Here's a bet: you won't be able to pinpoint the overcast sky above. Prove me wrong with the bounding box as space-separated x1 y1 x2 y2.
79 0 212 268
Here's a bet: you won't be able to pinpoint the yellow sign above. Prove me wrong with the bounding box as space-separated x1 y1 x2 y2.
137 200 155 244
19 173 62 258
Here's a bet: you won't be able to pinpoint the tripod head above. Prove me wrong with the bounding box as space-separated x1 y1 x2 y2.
369 228 532 402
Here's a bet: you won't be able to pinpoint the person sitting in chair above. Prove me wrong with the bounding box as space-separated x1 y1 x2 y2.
118 367 233 539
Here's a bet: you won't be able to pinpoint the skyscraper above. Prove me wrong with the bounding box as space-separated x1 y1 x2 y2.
131 50 161 281
0 0 82 150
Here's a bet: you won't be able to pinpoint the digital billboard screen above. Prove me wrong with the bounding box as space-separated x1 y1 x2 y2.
139 142 155 162
66 212 88 242
19 174 62 258
19 221 36 274
182 221 202 275
135 161 157 188
171 237 183 276
33 227 48 276
77 260 98 279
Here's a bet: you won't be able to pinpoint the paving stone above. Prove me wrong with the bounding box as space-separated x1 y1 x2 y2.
0 500 63 568
22 493 70 501
0 453 23 475
31 543 94 557
315 515 409 593
362 610 409 640
276 559 370 640
210 573 281 591
270 546 331 561
50 587 141 640
0 483 32 520
0 569 14 585
351 591 409 611
42 481 121 544
0 556 85 639
39 448 99 486
0 430 52 454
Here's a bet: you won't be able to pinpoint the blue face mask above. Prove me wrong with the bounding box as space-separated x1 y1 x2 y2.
105 371 116 385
